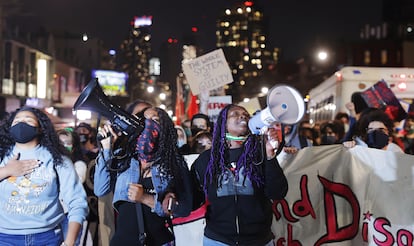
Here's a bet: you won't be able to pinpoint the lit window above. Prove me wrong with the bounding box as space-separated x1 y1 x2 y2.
381 50 387 65
364 50 371 65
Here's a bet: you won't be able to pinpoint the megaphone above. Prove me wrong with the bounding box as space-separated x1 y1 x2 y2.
73 78 145 140
248 84 305 134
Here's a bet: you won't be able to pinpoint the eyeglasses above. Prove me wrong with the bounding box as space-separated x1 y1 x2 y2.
366 127 388 134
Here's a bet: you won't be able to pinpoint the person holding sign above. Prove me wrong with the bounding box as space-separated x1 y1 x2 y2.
192 104 288 246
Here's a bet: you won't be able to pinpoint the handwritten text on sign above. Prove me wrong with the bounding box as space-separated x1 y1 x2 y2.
182 49 233 95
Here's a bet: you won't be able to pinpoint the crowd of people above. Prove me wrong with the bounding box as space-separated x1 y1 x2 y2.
0 91 413 246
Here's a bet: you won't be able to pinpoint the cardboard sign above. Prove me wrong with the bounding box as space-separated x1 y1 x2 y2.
182 49 233 95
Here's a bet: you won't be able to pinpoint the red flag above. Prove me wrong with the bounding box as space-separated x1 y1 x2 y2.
187 92 199 120
175 78 185 125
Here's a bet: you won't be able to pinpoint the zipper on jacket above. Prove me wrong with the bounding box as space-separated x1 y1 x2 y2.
235 194 240 245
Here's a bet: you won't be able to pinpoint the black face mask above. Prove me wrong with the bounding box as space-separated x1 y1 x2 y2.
10 122 39 143
321 135 337 145
79 134 89 143
367 130 389 149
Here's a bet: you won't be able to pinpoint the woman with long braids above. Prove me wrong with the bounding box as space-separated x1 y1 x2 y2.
0 106 88 246
95 105 192 245
192 104 288 246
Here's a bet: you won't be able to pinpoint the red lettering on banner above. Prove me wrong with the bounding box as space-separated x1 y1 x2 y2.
397 229 413 246
314 176 360 246
362 221 369 242
272 174 413 245
292 175 316 219
273 199 299 223
373 218 395 245
276 224 302 246
365 217 414 245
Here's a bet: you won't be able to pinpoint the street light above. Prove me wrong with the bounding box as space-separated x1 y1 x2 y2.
317 50 328 61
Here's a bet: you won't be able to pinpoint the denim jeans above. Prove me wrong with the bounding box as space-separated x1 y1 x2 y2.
61 215 82 246
0 228 63 246
203 236 274 246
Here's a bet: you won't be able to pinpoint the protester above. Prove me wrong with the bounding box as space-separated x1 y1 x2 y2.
74 122 99 162
57 128 88 245
400 112 414 154
192 104 288 245
94 104 192 245
319 120 344 145
176 125 191 155
57 128 87 183
0 106 88 246
74 122 101 245
190 130 212 154
343 108 404 152
190 113 211 136
181 119 192 139
172 129 212 246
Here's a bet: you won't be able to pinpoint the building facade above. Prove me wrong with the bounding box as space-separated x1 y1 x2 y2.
216 0 279 102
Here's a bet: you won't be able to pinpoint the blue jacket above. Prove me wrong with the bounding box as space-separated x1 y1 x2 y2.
94 149 192 218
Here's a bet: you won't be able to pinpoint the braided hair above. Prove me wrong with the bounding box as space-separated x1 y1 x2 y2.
153 108 185 187
0 106 66 166
204 104 264 192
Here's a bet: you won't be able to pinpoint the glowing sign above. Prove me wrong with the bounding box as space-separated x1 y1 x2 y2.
92 70 128 96
133 16 152 28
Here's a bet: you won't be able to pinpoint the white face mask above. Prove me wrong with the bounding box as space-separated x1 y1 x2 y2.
177 139 186 148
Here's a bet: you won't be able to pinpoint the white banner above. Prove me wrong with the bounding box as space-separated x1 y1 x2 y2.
273 145 414 245
174 145 414 245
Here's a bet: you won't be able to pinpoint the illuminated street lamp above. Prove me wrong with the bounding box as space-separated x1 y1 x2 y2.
82 33 88 42
317 50 328 61
159 92 166 100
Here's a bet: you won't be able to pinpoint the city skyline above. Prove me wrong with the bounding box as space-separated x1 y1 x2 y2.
14 0 383 61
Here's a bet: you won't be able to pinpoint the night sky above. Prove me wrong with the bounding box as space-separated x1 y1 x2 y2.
16 0 383 61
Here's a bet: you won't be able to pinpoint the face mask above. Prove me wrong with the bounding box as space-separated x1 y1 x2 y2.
65 145 73 152
10 122 39 143
79 134 89 143
322 135 337 145
177 139 186 148
184 128 192 137
367 130 389 149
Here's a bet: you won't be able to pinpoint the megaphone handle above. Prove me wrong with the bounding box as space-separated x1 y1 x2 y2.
275 125 286 156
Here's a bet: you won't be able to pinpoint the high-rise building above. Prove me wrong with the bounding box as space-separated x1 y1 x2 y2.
216 0 278 102
118 16 152 102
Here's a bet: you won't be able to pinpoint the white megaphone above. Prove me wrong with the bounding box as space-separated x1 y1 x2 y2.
248 84 305 135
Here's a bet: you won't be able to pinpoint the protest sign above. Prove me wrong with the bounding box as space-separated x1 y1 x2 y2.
207 95 232 123
182 49 233 95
